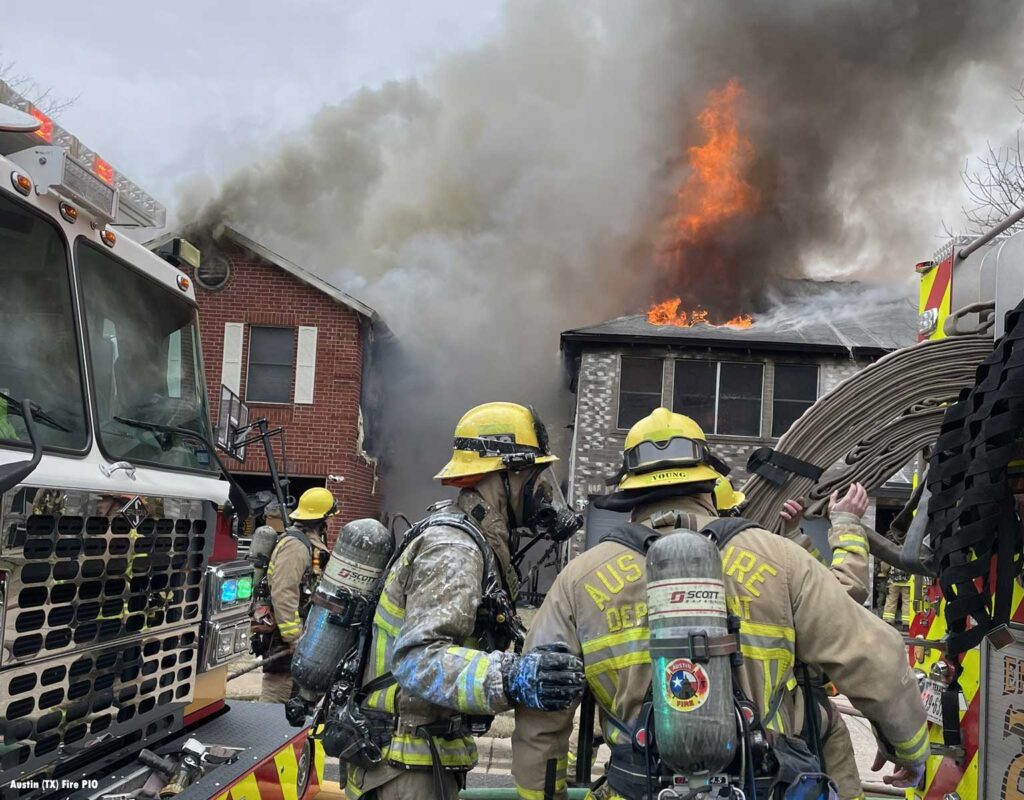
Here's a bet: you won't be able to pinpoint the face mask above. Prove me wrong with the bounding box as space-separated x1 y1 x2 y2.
520 467 581 543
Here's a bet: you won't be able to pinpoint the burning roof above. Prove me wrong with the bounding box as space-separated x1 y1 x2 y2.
562 280 917 360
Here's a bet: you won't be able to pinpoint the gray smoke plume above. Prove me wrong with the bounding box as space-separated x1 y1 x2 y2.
179 0 1024 515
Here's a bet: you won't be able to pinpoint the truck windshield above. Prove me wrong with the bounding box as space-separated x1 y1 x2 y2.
78 241 215 472
0 193 89 450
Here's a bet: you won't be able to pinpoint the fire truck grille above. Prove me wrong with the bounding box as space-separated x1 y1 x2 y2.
3 508 208 665
0 628 196 785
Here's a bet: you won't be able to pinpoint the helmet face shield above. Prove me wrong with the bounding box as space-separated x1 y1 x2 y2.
521 467 580 543
623 436 708 475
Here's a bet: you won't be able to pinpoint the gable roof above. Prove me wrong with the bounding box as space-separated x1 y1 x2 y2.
561 281 917 359
145 226 379 322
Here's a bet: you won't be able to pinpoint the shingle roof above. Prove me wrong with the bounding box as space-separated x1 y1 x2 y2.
561 281 917 357
145 227 380 322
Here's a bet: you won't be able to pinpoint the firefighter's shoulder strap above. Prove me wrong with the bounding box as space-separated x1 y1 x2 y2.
600 516 761 555
350 509 506 702
280 525 314 558
396 508 503 595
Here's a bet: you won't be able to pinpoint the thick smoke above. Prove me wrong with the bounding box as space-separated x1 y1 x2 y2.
180 0 1024 514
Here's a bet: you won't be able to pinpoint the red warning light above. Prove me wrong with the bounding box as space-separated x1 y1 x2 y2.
30 108 53 143
92 155 114 185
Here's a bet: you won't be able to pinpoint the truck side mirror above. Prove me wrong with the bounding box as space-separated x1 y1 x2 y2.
0 400 42 496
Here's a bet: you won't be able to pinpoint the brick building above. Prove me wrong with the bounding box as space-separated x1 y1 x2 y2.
559 281 918 552
150 227 391 540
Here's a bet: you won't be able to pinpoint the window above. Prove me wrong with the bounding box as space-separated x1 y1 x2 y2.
673 360 764 437
672 360 716 433
772 363 818 437
617 357 662 429
246 327 295 403
78 241 214 472
0 193 88 451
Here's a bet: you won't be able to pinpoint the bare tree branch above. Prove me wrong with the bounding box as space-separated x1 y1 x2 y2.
955 83 1024 238
0 56 78 117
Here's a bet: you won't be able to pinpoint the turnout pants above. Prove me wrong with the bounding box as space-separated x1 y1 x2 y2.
821 702 862 800
260 672 295 704
882 584 912 626
347 763 462 799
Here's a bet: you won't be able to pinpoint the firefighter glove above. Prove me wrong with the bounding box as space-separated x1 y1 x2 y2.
502 642 584 711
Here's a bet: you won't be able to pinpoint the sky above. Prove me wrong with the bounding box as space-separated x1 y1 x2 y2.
6 1 1024 515
0 0 503 203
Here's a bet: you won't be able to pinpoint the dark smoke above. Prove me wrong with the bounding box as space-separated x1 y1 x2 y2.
179 0 1024 515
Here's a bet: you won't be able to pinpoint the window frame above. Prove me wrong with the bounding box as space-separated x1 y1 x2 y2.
616 355 664 431
74 236 217 475
771 362 819 438
671 358 765 438
245 325 296 405
715 360 765 438
0 191 91 456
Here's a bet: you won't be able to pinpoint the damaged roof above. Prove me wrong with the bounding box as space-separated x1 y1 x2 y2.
145 226 380 322
561 280 918 359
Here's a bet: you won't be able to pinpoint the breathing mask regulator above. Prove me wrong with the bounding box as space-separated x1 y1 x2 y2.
505 464 581 572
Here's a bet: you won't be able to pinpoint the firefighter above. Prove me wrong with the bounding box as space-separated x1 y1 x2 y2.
779 487 871 800
254 500 285 540
880 562 912 628
259 487 333 704
346 402 585 800
512 408 929 800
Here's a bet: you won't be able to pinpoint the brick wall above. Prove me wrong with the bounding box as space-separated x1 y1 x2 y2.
188 241 380 538
568 344 871 511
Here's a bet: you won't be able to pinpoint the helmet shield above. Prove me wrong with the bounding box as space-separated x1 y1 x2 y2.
623 436 708 475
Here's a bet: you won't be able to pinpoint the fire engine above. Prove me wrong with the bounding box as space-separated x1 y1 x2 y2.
910 210 1024 800
0 83 326 799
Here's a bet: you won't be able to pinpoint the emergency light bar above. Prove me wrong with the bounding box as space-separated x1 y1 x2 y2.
9 145 118 223
0 79 166 228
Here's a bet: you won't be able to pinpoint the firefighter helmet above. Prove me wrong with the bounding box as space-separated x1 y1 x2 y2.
713 475 746 513
435 402 558 481
617 407 720 490
291 487 339 520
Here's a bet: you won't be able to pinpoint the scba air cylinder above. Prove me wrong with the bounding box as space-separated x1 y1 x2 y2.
646 531 737 776
248 525 279 585
292 519 395 694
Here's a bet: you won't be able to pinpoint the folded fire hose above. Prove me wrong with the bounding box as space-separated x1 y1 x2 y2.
739 332 994 541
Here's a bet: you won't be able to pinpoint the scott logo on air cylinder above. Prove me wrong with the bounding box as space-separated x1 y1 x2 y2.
669 588 721 603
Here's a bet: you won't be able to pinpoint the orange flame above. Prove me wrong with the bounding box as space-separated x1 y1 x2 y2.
647 79 758 327
648 298 753 329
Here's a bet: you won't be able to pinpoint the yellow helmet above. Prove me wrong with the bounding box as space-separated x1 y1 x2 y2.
713 475 746 513
291 487 339 520
435 402 558 481
616 407 721 491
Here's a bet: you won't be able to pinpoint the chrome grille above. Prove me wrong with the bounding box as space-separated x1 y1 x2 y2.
0 486 212 789
0 628 196 786
1 490 208 666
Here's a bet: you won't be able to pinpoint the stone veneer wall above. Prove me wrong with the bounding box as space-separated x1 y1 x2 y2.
568 345 873 518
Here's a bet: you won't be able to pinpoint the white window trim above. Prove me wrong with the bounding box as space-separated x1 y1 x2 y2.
221 322 244 395
294 326 318 404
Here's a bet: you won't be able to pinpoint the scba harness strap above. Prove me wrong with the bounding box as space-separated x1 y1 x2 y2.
352 507 524 732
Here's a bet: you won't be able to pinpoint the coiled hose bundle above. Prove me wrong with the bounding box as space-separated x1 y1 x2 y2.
739 334 994 535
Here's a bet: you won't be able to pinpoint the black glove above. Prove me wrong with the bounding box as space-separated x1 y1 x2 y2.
502 642 585 711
